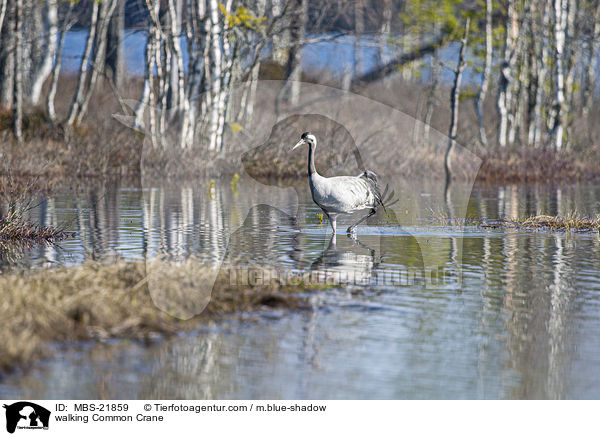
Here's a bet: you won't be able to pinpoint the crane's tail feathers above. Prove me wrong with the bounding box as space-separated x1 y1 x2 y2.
379 184 399 212
360 170 398 213
360 170 378 183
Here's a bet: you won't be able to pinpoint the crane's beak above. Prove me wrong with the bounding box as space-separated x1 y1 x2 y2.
292 139 305 151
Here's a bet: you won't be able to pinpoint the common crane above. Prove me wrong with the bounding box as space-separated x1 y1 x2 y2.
292 131 389 235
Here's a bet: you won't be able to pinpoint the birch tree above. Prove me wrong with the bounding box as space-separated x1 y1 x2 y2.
280 0 307 104
0 0 7 36
28 0 57 104
378 0 393 66
66 0 99 127
445 18 470 184
582 0 600 115
206 0 225 151
497 0 517 147
105 0 125 88
47 1 75 123
0 0 15 107
550 0 568 150
0 0 60 110
13 0 23 141
474 0 492 147
78 0 118 122
530 0 551 148
132 0 270 152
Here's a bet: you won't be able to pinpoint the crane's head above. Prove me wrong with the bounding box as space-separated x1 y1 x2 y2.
292 132 317 150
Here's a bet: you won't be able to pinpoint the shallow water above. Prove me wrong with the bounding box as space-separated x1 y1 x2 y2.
2 180 600 399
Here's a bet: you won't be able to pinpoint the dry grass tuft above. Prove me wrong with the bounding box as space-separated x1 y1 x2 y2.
0 171 71 243
476 212 600 231
507 213 600 231
476 147 599 183
0 210 68 242
429 210 600 232
0 259 312 375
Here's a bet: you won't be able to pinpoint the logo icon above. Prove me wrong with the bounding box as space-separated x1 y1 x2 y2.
3 402 50 434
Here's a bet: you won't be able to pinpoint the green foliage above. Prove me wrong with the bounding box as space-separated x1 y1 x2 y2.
401 0 480 42
207 179 216 200
459 88 477 100
400 0 503 78
219 3 266 31
230 173 240 195
229 122 243 133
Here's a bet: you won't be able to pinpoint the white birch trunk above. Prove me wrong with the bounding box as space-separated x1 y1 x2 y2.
508 33 527 145
497 0 516 147
46 2 73 123
445 18 469 185
66 1 99 127
185 0 207 145
105 0 125 88
526 1 538 146
215 0 235 150
532 0 551 147
354 0 364 77
564 0 577 108
551 0 568 150
474 0 492 147
0 0 7 38
207 0 224 152
423 54 439 146
378 0 392 66
200 0 212 120
583 1 600 114
159 41 171 145
497 64 510 147
270 0 290 65
29 0 57 104
281 0 307 103
13 0 23 141
79 0 118 120
139 0 162 147
167 0 189 147
0 0 15 107
134 30 156 131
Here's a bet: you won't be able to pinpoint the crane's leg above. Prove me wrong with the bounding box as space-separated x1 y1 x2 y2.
347 208 376 234
327 213 337 234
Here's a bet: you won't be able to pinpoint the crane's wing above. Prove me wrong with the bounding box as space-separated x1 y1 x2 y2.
319 175 378 211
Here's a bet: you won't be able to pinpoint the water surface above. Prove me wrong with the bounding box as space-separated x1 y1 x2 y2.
1 181 600 399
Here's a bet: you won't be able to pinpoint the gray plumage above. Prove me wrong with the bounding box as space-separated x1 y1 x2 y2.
292 132 386 234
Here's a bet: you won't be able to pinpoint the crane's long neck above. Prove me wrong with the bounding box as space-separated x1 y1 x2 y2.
307 142 317 177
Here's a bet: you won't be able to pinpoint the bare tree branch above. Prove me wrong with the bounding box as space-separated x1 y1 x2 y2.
351 34 445 86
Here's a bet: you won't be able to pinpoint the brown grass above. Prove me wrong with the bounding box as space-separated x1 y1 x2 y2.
429 209 600 231
476 147 599 183
0 74 144 181
1 71 600 183
0 259 316 376
508 213 600 231
0 171 71 243
477 212 600 231
0 210 69 242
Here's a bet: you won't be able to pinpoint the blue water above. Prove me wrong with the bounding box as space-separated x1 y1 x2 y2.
61 30 473 83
